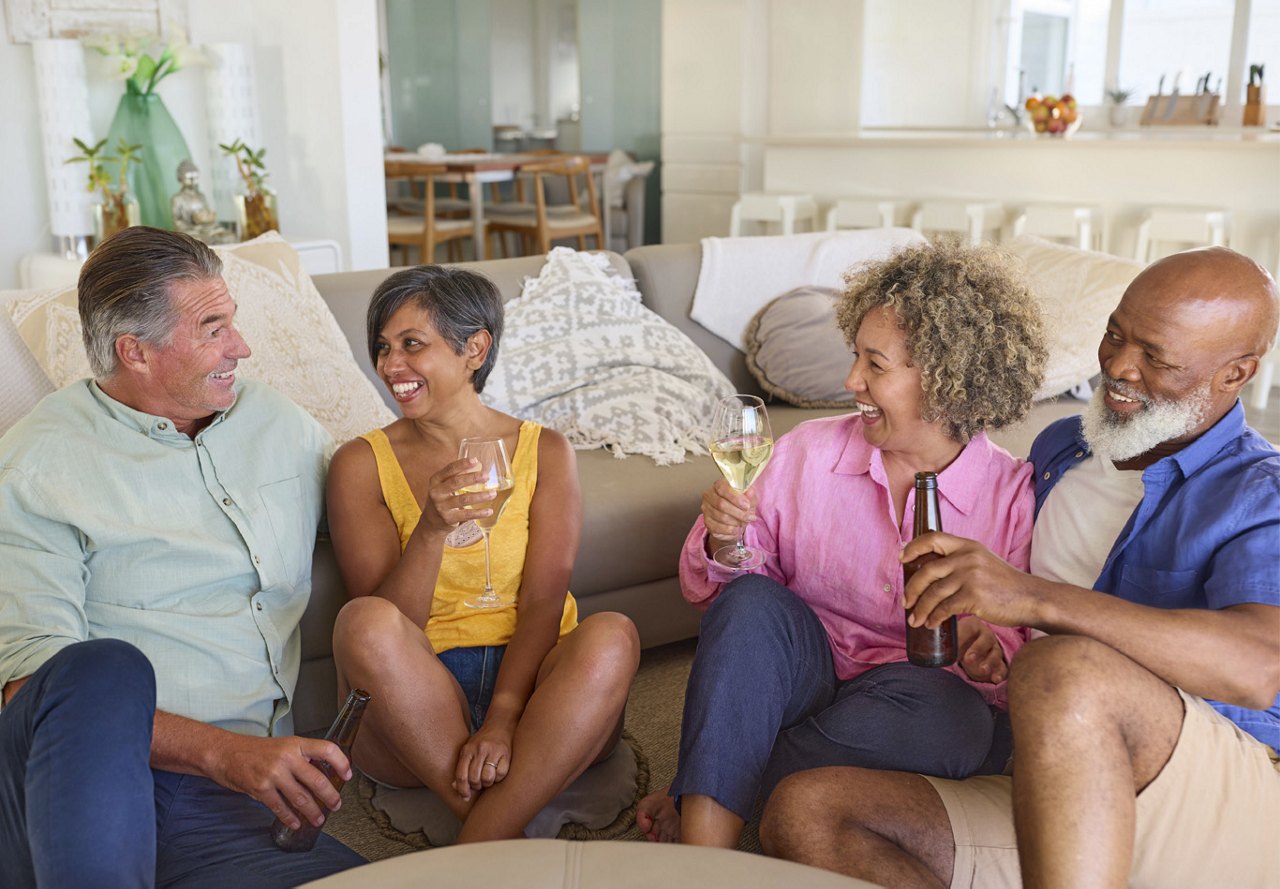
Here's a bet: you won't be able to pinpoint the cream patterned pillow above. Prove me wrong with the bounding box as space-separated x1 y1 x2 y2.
1004 236 1144 401
2 233 394 445
484 247 737 465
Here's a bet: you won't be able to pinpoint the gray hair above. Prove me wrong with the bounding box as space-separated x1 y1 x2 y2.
78 226 224 378
366 265 504 393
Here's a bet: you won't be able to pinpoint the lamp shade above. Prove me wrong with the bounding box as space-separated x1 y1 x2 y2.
205 42 262 222
32 39 95 241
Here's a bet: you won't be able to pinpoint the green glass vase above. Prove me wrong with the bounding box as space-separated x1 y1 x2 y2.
105 92 192 230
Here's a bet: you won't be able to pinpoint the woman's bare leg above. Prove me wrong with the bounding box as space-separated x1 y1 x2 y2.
636 785 680 842
332 596 474 820
456 612 640 841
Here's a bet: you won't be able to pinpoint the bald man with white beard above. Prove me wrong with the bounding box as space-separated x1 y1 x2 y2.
760 246 1280 889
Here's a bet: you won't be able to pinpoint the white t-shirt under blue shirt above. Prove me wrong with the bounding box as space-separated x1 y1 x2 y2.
1030 450 1145 588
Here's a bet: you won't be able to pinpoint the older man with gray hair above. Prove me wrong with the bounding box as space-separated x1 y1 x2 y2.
0 227 364 887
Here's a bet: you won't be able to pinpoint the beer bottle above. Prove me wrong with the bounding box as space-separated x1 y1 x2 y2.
271 688 372 853
904 472 957 667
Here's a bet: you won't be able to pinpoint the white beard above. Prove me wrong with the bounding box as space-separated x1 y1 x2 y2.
1081 377 1211 463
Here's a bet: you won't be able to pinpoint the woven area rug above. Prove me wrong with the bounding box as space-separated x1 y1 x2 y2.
353 731 649 849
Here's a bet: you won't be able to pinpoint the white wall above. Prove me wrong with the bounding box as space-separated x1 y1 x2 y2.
661 0 867 242
0 0 386 290
861 0 992 127
491 0 536 128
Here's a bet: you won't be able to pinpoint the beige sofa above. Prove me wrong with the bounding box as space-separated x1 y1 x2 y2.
0 237 1113 736
295 242 1088 733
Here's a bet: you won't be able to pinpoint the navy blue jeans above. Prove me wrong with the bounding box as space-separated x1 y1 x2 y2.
0 639 364 889
670 575 1010 821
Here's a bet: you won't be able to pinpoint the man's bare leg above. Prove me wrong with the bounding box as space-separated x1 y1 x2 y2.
761 767 954 888
680 793 745 847
1009 636 1182 889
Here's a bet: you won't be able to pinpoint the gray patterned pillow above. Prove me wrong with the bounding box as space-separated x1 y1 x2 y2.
483 248 737 465
744 286 856 409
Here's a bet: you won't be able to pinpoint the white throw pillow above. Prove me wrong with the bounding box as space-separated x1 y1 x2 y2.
0 299 56 437
2 233 394 445
484 247 737 465
1004 236 1144 401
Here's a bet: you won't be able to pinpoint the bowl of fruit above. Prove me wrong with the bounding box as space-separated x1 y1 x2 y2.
1024 94 1081 137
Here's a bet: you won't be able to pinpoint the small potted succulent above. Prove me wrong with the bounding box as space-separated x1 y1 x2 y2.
220 138 279 239
67 136 143 242
1106 86 1133 128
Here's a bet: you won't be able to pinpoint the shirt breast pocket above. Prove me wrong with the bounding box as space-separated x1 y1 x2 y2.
259 476 312 583
1118 564 1202 607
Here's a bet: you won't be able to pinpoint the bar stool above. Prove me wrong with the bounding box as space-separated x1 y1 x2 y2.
1251 228 1280 411
825 199 914 232
1134 207 1229 263
729 192 819 237
1011 204 1101 251
911 200 1005 244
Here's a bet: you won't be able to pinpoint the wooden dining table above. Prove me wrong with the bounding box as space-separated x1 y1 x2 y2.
384 151 609 260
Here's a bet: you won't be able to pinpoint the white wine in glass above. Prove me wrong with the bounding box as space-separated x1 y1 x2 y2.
458 436 515 609
709 394 774 570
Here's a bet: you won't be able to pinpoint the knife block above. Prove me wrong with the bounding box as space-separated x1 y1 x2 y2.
1139 94 1221 126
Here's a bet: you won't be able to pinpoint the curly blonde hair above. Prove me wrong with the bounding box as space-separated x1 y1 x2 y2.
835 239 1048 443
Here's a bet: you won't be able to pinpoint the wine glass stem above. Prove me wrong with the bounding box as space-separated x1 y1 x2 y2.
734 527 748 558
481 529 495 597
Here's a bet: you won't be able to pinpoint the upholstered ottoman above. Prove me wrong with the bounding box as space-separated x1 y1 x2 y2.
300 839 881 888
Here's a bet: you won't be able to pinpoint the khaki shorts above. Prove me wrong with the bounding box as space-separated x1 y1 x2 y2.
924 690 1280 889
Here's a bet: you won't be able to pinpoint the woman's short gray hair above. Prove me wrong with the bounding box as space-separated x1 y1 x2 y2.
78 227 223 379
366 265 504 393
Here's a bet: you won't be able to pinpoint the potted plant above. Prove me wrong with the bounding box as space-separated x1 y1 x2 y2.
88 31 200 229
1105 87 1133 128
1244 64 1265 126
220 138 279 240
67 137 143 242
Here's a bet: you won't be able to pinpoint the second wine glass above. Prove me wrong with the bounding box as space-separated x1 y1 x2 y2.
458 436 516 609
708 394 774 570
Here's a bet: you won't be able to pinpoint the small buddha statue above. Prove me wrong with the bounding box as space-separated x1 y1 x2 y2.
171 160 235 244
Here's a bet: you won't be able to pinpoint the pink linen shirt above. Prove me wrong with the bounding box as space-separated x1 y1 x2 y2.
680 413 1035 709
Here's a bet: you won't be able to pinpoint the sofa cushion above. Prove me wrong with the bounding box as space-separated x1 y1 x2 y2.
743 286 856 409
1003 236 1143 400
484 247 736 465
0 295 55 437
2 233 394 446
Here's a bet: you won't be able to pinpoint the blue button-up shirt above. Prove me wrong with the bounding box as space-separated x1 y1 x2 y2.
1031 402 1280 750
0 379 330 737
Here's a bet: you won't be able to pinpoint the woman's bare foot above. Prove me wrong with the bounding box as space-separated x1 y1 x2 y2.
636 785 681 842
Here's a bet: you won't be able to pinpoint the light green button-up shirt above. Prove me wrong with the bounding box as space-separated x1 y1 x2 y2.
0 379 331 737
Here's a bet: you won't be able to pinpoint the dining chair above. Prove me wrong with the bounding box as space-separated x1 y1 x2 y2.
486 155 605 255
385 161 476 264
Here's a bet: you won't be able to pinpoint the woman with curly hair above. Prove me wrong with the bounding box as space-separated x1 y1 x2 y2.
637 239 1049 847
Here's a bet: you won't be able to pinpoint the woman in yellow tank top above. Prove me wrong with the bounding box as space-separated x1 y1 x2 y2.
327 265 639 842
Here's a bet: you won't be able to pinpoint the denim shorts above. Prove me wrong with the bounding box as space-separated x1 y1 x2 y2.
438 645 506 731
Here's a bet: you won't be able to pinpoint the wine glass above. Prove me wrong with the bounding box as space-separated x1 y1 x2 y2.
708 394 774 570
458 437 516 609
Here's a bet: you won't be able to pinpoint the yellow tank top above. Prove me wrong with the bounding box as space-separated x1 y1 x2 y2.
360 421 578 653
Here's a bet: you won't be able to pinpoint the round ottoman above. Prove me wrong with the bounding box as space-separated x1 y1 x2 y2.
300 838 881 888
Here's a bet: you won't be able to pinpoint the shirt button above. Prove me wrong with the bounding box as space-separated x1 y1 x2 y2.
883 583 892 592
158 421 168 430
1043 471 1052 480
255 602 263 611
253 555 261 565
1074 450 1084 458
222 498 232 507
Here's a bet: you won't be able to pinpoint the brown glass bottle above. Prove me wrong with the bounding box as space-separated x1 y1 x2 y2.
904 472 957 667
271 688 371 853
